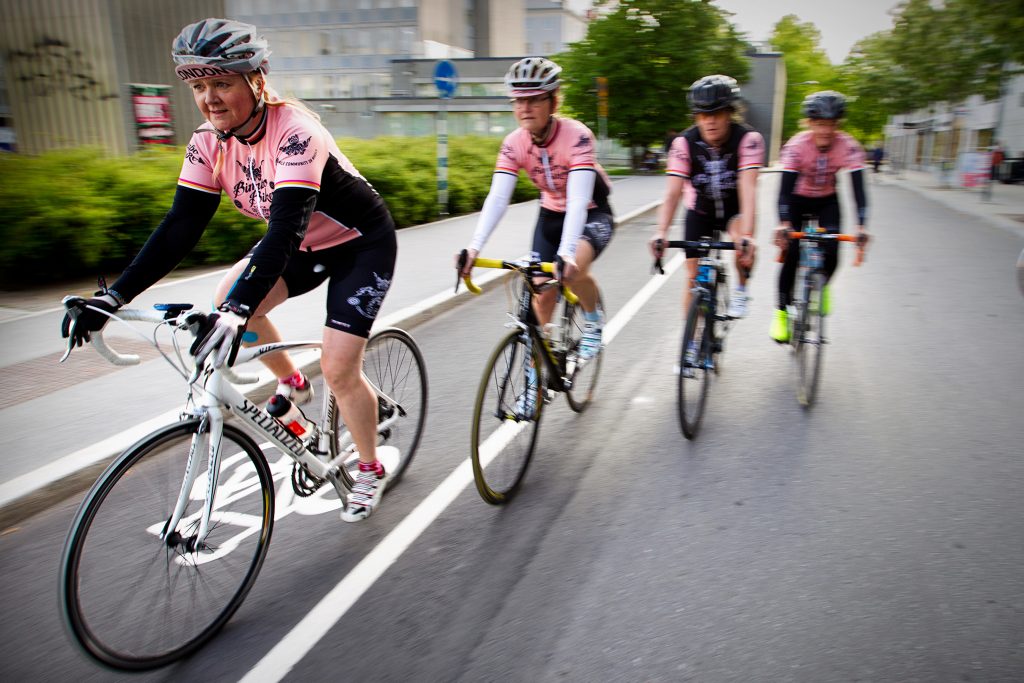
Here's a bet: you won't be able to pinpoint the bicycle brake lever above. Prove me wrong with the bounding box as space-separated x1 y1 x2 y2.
455 249 468 293
59 296 87 363
652 239 666 275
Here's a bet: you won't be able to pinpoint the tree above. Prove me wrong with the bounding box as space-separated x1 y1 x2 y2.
838 0 1024 124
555 0 750 165
768 15 837 142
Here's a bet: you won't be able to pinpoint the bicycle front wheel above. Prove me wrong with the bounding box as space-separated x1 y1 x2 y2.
564 292 604 413
678 294 711 439
60 419 274 670
795 273 826 407
470 330 544 504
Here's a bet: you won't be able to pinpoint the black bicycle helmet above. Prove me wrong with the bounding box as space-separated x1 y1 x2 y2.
172 18 270 82
801 90 846 120
688 75 740 113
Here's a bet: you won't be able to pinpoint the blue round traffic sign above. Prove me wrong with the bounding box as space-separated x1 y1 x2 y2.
434 60 458 99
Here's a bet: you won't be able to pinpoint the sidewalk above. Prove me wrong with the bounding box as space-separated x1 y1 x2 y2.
878 167 1024 239
0 176 666 526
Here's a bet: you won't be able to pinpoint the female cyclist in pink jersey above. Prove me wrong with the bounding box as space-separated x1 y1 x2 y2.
60 19 397 521
771 90 871 342
650 74 762 333
458 57 614 375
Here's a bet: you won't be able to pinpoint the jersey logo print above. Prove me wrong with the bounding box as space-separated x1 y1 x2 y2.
185 144 206 166
233 158 270 216
573 134 592 151
279 134 312 157
346 272 392 319
528 149 569 191
500 143 517 163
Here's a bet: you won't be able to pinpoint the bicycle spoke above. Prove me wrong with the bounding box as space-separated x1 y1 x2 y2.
471 331 542 504
60 421 273 670
678 295 711 439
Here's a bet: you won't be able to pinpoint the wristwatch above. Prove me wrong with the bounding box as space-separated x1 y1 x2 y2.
217 300 252 318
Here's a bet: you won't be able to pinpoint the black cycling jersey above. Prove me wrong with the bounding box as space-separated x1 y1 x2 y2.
681 121 760 221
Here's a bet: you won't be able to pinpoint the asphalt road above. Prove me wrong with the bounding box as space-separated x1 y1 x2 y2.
2 176 1022 682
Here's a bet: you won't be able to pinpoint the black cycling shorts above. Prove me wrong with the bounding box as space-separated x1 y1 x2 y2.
682 209 737 258
530 206 615 263
278 232 397 338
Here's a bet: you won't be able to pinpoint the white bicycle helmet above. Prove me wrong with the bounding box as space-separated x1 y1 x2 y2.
505 57 562 98
172 18 271 83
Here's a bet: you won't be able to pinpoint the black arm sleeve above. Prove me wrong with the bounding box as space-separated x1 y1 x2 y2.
112 186 220 302
850 169 868 226
225 186 318 311
778 171 798 223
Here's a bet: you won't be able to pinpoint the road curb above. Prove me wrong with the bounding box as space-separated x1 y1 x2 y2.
0 201 662 529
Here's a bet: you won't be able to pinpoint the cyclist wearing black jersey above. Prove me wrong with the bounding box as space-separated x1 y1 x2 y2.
650 75 763 344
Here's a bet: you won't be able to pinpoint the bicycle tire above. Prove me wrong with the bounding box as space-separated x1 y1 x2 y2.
60 419 274 670
470 329 544 504
796 272 826 407
339 327 428 487
678 293 711 439
713 274 729 375
564 291 604 413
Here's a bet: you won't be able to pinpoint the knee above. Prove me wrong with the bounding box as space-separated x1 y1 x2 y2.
321 354 363 393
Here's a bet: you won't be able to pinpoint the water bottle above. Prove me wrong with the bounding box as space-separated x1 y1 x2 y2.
266 394 312 440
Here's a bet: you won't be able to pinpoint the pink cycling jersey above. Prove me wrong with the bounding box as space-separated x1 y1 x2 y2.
179 104 369 250
495 117 612 212
780 130 865 197
666 128 764 210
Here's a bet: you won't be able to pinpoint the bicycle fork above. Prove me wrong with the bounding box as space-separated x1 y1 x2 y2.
162 409 222 552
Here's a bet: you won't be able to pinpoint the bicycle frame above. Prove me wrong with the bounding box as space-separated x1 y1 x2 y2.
462 258 582 392
654 238 739 322
81 306 404 549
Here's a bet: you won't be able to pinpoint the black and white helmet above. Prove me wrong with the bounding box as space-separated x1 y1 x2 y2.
505 57 562 97
801 90 846 120
172 18 271 83
687 74 740 113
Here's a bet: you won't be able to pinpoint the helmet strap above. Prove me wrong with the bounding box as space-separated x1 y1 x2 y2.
211 101 267 142
531 114 556 146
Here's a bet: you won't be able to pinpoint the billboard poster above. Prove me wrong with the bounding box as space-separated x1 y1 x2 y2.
130 84 174 147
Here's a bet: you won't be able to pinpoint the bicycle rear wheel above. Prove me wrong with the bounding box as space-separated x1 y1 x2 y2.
60 419 273 670
795 273 826 407
563 292 604 413
360 327 428 486
470 330 544 504
678 294 711 439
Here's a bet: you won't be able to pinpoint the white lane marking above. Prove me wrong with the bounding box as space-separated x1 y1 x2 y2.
239 252 685 683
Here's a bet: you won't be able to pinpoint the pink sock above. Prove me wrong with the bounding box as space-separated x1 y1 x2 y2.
281 370 305 387
358 460 384 476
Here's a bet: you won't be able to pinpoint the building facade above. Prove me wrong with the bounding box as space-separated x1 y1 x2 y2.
0 0 225 155
227 0 526 100
883 71 1024 176
524 0 592 56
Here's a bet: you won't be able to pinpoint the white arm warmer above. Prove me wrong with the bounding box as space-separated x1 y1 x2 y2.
468 172 518 253
558 169 597 258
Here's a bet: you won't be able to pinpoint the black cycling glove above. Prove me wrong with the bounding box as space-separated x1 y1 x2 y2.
60 293 120 347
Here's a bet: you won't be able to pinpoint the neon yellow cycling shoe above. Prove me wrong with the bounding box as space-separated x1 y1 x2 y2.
770 309 789 343
821 285 831 316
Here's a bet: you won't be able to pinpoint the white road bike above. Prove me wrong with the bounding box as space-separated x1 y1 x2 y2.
57 299 427 670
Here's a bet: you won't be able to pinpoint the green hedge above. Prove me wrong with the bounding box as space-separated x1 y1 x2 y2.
0 137 536 287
